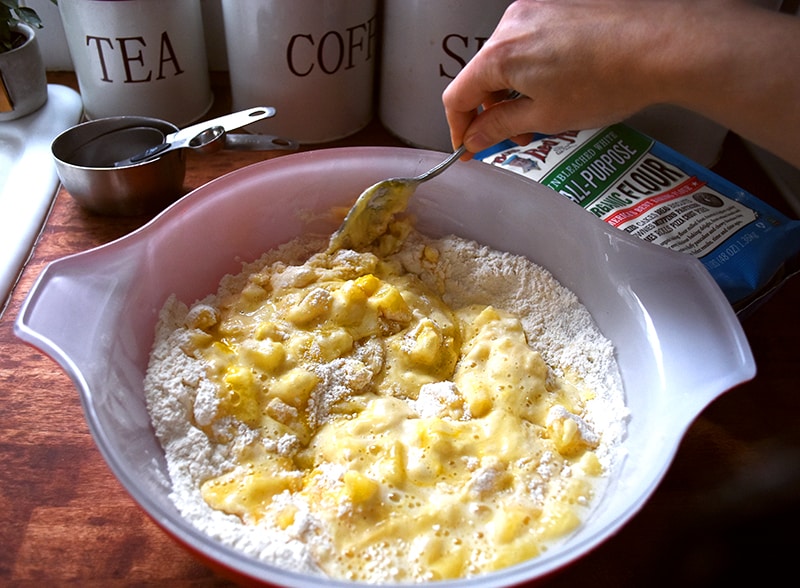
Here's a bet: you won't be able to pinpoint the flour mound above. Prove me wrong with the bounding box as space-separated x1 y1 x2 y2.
143 232 627 577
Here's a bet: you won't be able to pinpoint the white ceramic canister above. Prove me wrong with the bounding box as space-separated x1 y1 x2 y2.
58 0 212 125
380 0 513 151
221 0 378 144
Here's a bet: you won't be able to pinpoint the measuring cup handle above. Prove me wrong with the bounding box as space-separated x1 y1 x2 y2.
129 142 172 164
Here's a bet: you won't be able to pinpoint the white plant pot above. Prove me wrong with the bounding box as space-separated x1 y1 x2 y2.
0 23 48 121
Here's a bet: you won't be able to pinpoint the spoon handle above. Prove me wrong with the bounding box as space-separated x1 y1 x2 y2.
414 145 468 182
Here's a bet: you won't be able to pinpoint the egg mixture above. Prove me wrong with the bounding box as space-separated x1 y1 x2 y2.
170 236 608 582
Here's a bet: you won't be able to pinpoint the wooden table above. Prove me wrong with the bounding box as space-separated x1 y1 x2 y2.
1 73 798 587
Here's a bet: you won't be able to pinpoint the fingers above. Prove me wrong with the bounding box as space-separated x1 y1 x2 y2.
443 77 526 158
445 106 480 160
510 132 535 146
442 79 491 156
460 94 537 156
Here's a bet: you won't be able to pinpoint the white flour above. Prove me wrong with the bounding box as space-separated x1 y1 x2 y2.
143 231 628 579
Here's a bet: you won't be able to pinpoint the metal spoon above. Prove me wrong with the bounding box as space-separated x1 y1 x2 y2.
327 145 467 252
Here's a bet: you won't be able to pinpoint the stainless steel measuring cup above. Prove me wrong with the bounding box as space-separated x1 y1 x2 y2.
51 107 296 216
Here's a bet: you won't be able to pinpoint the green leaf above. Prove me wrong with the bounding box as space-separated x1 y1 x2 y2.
15 6 43 28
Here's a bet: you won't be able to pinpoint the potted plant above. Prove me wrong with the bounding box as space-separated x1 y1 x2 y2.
0 0 53 120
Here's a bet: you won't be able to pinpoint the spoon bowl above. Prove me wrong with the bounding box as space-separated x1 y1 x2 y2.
328 145 467 251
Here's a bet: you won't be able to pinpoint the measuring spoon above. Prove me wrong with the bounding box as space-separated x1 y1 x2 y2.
113 106 276 167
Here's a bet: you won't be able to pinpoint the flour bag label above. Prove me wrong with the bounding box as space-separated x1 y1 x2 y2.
478 124 800 314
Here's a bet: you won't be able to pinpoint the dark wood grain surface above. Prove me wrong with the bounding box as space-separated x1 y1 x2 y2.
1 72 798 587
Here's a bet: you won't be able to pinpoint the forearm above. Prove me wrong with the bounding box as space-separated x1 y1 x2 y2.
662 2 800 167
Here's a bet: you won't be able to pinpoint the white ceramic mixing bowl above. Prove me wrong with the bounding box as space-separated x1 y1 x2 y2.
15 147 754 587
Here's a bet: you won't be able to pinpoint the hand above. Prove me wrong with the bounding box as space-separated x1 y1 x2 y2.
442 0 800 168
443 0 682 154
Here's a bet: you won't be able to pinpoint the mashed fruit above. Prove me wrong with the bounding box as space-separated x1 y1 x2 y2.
144 228 626 583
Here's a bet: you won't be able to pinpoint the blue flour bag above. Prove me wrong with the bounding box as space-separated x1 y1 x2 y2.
477 124 800 315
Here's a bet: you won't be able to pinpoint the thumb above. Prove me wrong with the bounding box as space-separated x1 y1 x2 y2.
463 95 539 154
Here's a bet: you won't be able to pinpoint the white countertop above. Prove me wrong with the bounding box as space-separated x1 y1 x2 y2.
0 84 83 317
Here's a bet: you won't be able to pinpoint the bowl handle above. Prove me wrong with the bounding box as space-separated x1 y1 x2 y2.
14 253 138 388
